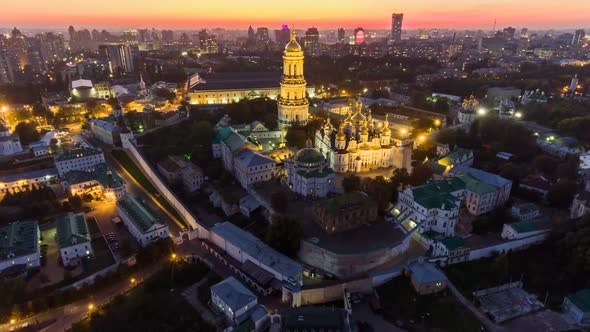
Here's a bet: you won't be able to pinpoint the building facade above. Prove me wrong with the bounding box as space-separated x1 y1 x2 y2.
56 213 93 267
116 195 169 247
285 140 335 198
277 31 309 128
62 163 126 202
0 221 40 273
54 147 105 176
315 104 413 173
0 119 23 156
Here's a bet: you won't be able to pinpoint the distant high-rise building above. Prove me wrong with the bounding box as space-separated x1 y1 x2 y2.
247 26 255 40
39 32 65 65
161 30 174 43
337 28 346 43
391 13 403 42
503 27 516 39
99 44 134 75
274 25 291 45
198 30 219 54
304 27 320 56
573 29 586 45
256 27 270 43
354 27 365 45
520 28 529 39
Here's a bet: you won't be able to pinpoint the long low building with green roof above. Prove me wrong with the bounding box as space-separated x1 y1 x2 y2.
62 163 126 202
56 213 93 267
116 194 169 247
0 221 40 273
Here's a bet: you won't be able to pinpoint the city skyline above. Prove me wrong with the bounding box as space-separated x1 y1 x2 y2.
3 0 590 30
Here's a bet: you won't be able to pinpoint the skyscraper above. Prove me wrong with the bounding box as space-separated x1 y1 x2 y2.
278 31 309 128
391 13 403 42
337 28 346 44
304 27 320 56
99 44 134 75
573 29 586 45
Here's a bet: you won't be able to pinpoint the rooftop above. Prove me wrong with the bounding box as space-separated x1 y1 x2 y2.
408 260 448 284
55 147 103 162
440 236 469 250
456 173 497 195
281 306 345 330
450 165 511 188
116 195 166 234
210 222 303 280
188 72 282 92
320 191 376 215
0 168 57 183
411 177 465 210
64 163 124 189
0 221 39 261
567 289 590 313
235 149 275 168
56 213 91 249
210 276 257 311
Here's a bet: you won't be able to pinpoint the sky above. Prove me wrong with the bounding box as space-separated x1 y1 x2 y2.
2 0 589 30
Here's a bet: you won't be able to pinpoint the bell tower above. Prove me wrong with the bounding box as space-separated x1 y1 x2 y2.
278 31 309 129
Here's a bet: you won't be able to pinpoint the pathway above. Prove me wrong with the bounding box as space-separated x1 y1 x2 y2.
181 274 218 327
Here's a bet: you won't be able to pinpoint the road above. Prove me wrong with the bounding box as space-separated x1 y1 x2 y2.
0 263 163 332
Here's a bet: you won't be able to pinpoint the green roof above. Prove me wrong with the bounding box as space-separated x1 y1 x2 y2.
297 167 334 178
212 126 234 144
508 222 538 233
567 289 590 313
0 221 39 261
56 213 91 249
321 192 376 214
411 177 465 210
64 163 125 189
117 195 166 234
293 148 325 164
55 147 103 162
440 236 469 250
457 174 496 195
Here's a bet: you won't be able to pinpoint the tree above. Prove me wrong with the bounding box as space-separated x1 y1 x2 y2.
433 97 450 114
68 195 83 210
285 125 308 149
270 190 289 212
14 122 40 145
534 155 558 176
409 164 433 186
548 181 577 208
266 215 303 257
342 175 361 192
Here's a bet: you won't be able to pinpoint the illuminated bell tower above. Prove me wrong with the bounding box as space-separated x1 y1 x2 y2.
278 31 309 129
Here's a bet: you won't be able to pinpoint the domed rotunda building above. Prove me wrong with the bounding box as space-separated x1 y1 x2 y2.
286 139 335 198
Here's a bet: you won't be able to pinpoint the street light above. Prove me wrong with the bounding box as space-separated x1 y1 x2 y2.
130 277 136 284
477 108 487 116
171 253 177 261
88 303 94 311
9 318 16 325
434 119 441 126
514 112 522 119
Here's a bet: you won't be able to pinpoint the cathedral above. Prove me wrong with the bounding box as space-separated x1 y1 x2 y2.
0 119 23 156
277 31 309 128
315 100 413 173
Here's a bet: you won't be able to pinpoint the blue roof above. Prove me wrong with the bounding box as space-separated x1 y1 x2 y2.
210 276 256 311
211 222 303 280
450 165 512 188
408 261 447 284
0 168 57 183
235 149 275 168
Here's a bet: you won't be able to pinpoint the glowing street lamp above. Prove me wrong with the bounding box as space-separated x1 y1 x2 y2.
477 108 487 116
514 112 522 119
88 303 95 311
418 135 426 142
10 318 16 325
434 119 441 126
400 128 408 135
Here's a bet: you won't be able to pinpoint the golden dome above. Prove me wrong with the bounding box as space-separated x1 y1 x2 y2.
285 31 302 52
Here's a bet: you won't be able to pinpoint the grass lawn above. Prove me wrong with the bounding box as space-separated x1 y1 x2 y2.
377 275 486 332
111 149 186 226
71 261 214 332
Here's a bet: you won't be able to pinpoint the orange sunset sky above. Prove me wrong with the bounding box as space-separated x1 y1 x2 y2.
2 0 589 30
